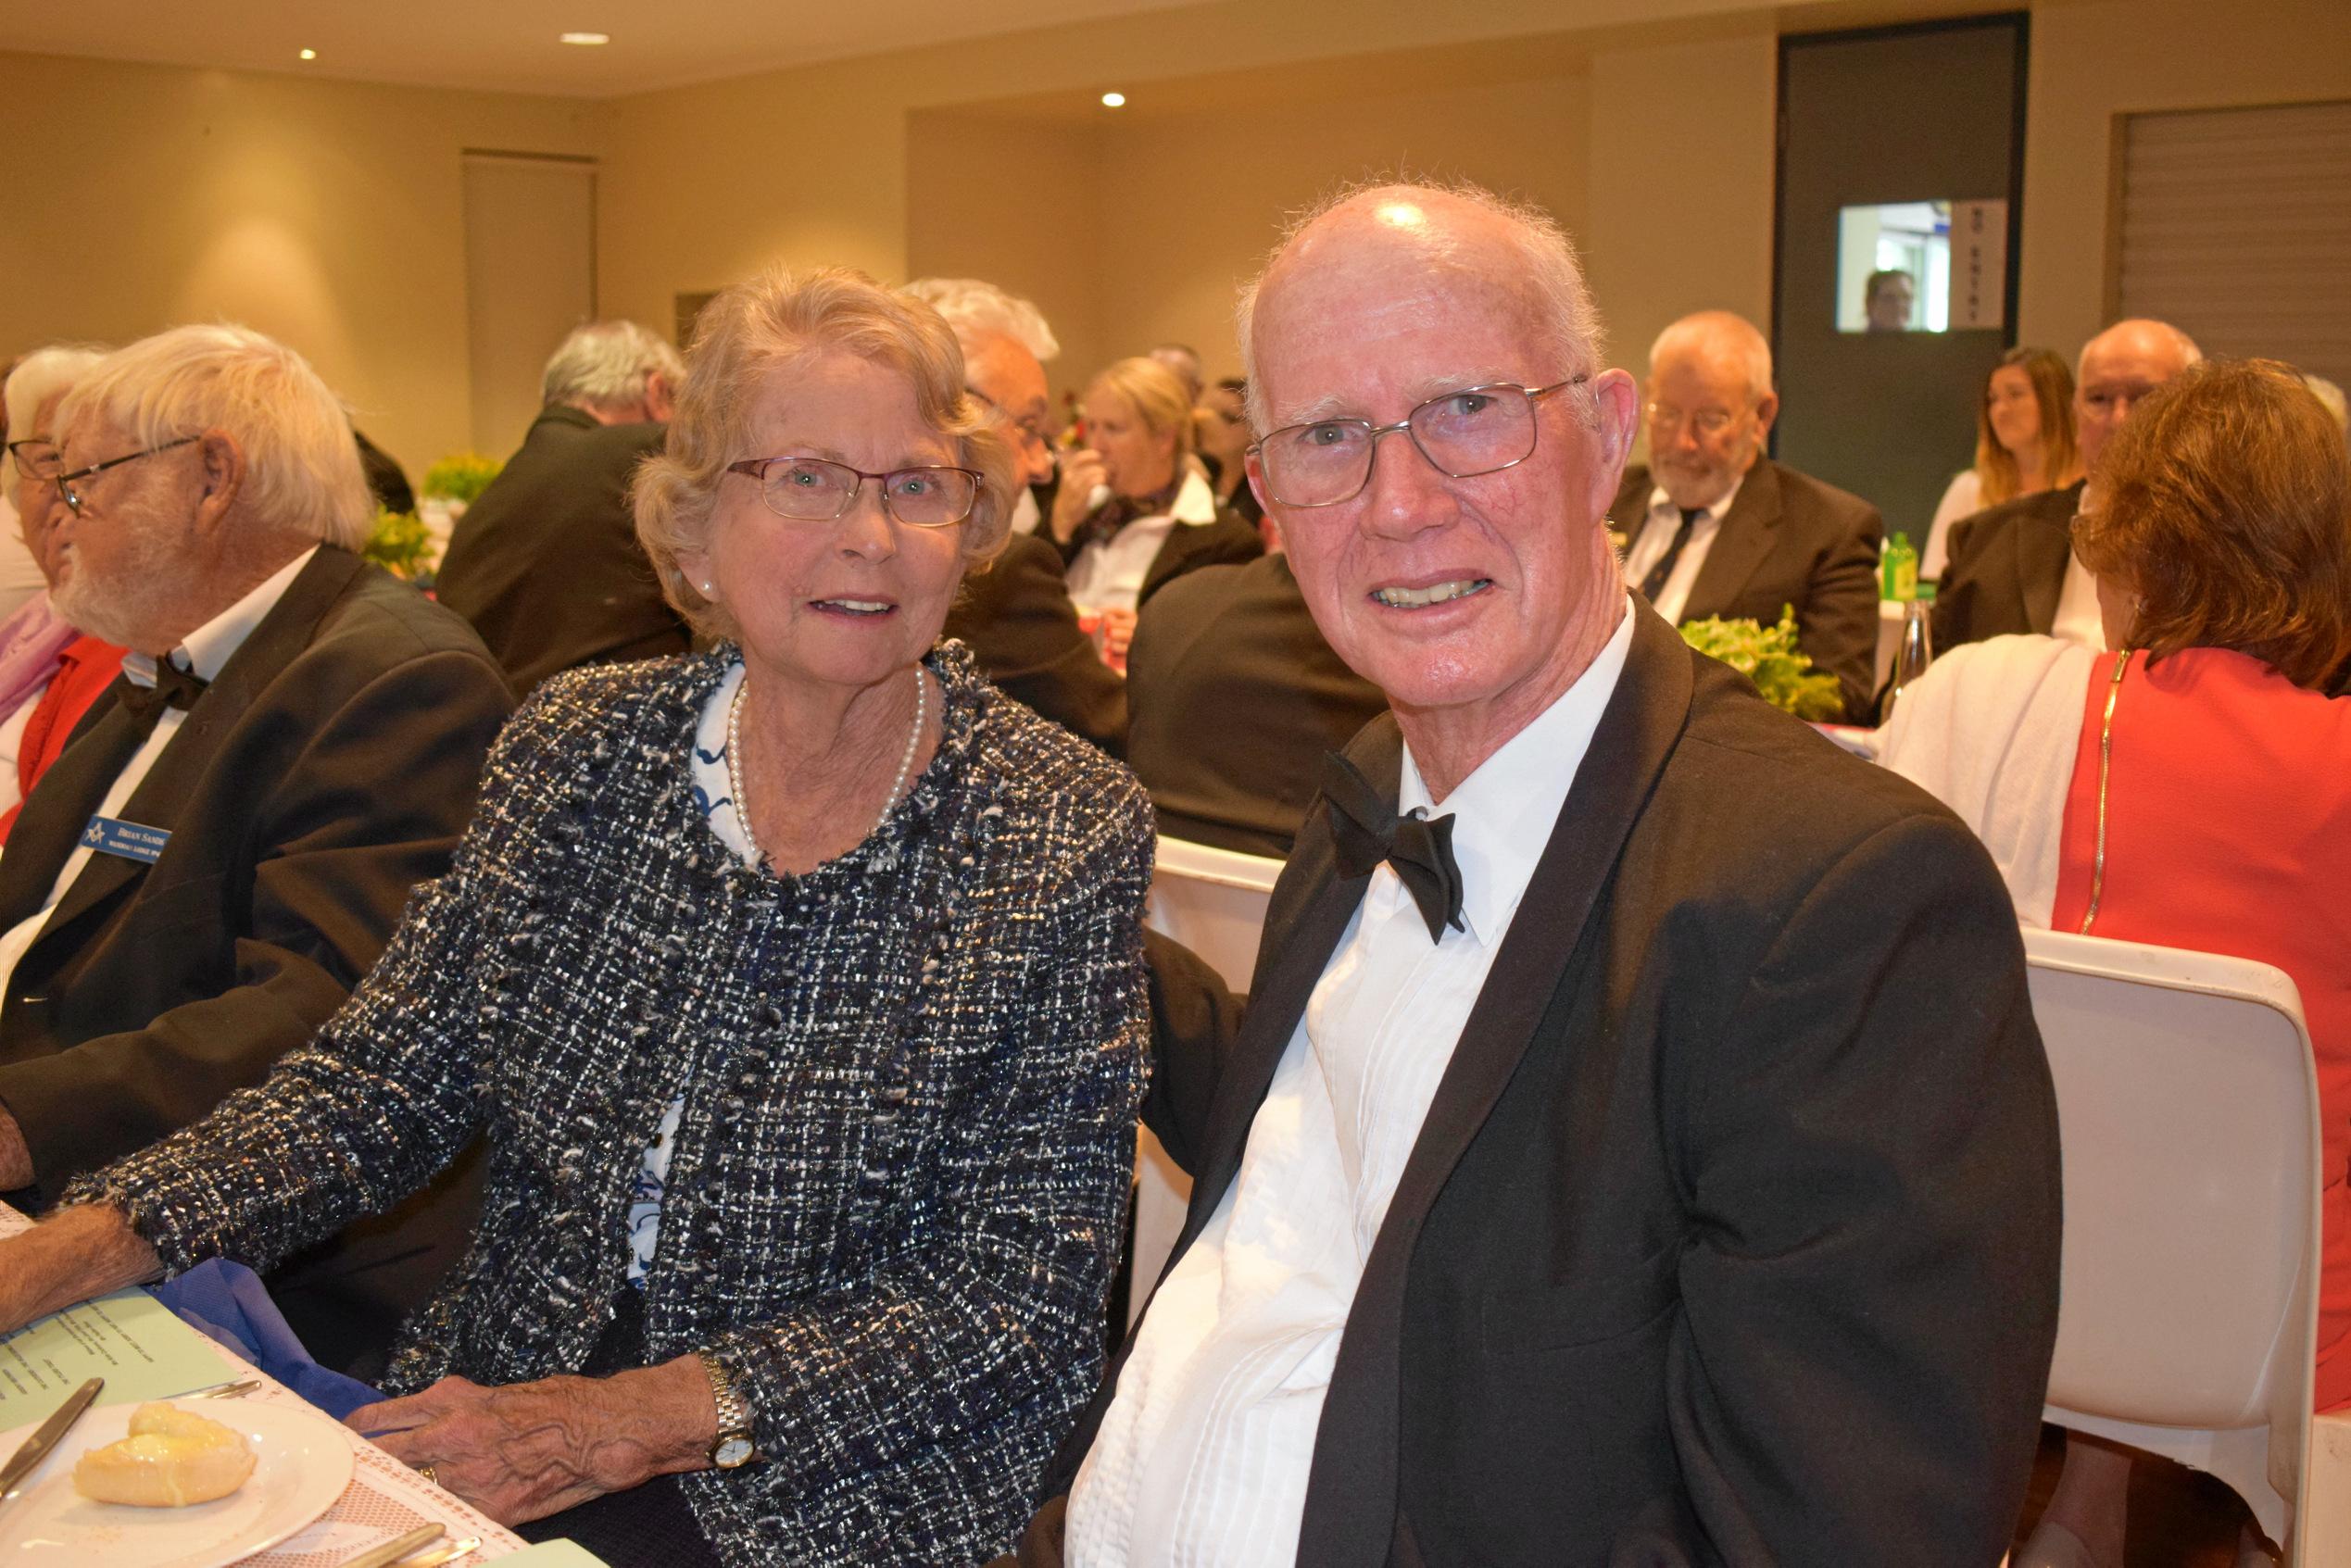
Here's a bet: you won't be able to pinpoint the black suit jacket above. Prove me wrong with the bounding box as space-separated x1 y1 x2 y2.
1125 553 1388 858
943 532 1126 755
1931 480 2086 652
435 406 687 697
1025 604 2061 1566
0 546 513 1201
1612 458 1883 722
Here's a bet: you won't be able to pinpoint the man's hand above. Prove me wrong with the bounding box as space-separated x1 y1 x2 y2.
349 1357 717 1525
1050 451 1108 545
0 1103 29 1190
0 1205 164 1335
1098 607 1138 667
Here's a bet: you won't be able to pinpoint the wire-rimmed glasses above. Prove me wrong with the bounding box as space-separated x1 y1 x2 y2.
724 455 982 529
52 435 198 515
1249 377 1588 508
4 438 63 481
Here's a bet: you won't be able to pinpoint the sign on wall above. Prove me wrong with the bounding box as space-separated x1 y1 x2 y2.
1948 199 2009 331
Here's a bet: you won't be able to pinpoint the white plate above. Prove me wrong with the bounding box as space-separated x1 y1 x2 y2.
0 1398 356 1568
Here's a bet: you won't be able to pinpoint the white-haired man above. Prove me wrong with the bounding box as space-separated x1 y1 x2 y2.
1608 309 1883 721
1003 182 2059 1566
909 277 1127 753
436 319 691 696
0 326 511 1237
1934 317 2200 652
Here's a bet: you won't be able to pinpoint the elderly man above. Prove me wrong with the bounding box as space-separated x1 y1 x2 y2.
909 278 1127 753
1608 310 1883 721
1934 318 2200 652
436 320 690 697
1006 181 2059 1567
0 324 510 1346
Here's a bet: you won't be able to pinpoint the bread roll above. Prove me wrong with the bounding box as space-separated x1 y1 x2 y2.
72 1401 257 1507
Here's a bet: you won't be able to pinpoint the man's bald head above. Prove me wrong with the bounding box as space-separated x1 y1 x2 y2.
2076 318 2201 473
1642 309 1778 510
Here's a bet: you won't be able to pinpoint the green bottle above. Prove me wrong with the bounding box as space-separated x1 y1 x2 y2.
1882 532 1918 602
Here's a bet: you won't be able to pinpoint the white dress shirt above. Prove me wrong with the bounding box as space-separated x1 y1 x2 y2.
1619 470 1746 624
1065 601 1636 1568
1064 468 1220 616
0 546 317 1006
2049 548 2107 649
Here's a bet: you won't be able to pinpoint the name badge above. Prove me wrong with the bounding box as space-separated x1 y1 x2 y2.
80 815 170 864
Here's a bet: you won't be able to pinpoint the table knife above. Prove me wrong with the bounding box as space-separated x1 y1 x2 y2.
334 1524 446 1568
0 1376 104 1510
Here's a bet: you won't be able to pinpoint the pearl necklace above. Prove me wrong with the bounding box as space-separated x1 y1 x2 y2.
725 664 926 867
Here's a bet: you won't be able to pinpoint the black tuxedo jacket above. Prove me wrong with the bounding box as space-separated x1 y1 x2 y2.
943 531 1126 755
0 546 513 1202
435 406 687 697
1025 603 2061 1566
1125 553 1387 858
1611 459 1883 722
1930 480 2086 652
1055 503 1264 609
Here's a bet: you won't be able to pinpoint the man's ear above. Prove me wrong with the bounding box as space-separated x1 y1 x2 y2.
192 429 245 536
1588 368 1641 478
1752 390 1780 440
644 373 677 425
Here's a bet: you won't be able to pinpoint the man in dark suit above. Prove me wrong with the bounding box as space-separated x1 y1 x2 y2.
1610 310 1882 722
1124 551 1387 858
435 320 690 697
0 325 512 1354
1008 182 2059 1567
909 278 1127 752
1934 318 2200 653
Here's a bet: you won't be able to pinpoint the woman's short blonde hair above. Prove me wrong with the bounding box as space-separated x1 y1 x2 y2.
2073 358 2351 692
635 267 1017 644
1086 357 1197 466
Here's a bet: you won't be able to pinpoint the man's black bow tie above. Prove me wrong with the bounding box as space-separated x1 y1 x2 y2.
116 659 208 721
1320 751 1465 941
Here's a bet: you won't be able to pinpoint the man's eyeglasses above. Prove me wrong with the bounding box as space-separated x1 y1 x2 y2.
725 455 981 529
964 385 1050 453
1644 403 1741 441
4 438 62 481
1250 378 1589 509
52 435 198 515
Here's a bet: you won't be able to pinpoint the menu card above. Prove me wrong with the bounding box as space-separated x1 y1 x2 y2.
0 1286 232 1419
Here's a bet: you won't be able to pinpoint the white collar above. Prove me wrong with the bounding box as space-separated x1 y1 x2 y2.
1646 465 1747 523
125 545 319 687
1170 467 1219 526
1397 597 1636 943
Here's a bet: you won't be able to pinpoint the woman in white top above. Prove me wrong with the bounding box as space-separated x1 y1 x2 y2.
1922 346 2082 579
1048 357 1260 666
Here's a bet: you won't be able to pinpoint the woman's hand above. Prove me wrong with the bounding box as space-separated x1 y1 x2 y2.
348 1356 716 1526
0 1205 163 1336
1050 450 1108 544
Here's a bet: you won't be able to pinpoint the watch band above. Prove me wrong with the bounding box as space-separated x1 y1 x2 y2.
696 1348 756 1467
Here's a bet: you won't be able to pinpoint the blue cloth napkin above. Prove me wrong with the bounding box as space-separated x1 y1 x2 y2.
151 1259 383 1421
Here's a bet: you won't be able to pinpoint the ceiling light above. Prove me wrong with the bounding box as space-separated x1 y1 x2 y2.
1100 92 1126 108
560 31 610 45
297 48 317 61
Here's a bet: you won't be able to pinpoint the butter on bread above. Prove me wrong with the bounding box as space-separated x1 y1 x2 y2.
72 1401 257 1507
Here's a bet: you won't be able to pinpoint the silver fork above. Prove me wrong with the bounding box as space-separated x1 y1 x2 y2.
193 1377 263 1400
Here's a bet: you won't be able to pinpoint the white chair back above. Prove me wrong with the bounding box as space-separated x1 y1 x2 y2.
1127 836 1287 1326
2025 927 2321 1555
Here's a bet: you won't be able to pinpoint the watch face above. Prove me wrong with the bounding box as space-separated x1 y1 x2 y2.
714 1435 755 1469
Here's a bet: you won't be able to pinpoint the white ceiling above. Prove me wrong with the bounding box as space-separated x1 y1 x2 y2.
0 0 1209 98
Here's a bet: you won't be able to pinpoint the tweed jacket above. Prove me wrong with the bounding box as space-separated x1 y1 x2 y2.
71 640 1154 1568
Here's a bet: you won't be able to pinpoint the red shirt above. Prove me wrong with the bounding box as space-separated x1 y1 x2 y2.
0 634 128 844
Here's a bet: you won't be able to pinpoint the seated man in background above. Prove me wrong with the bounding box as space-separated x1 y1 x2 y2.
1933 317 2199 655
1610 309 1882 721
910 277 1127 754
0 323 512 1358
1123 534 1386 859
435 320 691 696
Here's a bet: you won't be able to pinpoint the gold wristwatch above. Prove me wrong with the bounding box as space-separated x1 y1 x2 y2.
696 1349 757 1469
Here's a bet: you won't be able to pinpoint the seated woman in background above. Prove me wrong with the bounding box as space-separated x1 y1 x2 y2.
1049 355 1261 666
1879 358 2351 1567
0 345 129 840
0 269 1154 1568
1921 346 2082 579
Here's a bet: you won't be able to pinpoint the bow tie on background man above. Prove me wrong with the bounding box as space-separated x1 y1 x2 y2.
115 657 209 721
1319 751 1465 941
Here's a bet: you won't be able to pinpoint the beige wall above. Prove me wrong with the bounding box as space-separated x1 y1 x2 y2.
2017 0 2351 358
0 52 597 480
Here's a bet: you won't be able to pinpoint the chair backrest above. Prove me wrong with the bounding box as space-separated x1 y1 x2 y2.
2025 927 2320 1541
1146 834 1285 991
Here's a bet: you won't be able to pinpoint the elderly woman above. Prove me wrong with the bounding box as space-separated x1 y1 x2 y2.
0 269 1153 1568
1049 356 1260 664
1922 346 2082 579
1879 358 2351 1568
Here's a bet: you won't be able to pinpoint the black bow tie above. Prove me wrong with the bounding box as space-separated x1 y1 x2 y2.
1320 751 1465 941
116 659 208 721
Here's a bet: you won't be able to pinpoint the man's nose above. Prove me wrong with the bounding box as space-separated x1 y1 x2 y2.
1359 427 1452 538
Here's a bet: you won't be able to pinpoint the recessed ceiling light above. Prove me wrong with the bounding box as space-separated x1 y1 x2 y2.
1100 92 1125 108
560 31 610 45
297 48 317 61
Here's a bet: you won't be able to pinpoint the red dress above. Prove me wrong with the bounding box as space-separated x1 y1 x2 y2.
2052 646 2351 1411
0 634 127 843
